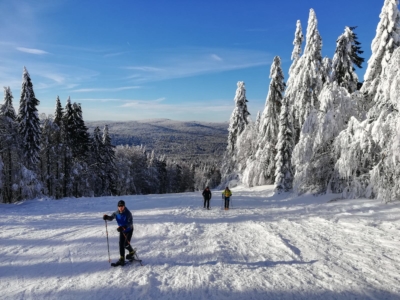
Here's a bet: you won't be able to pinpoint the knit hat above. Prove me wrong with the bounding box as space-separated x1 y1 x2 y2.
118 200 125 207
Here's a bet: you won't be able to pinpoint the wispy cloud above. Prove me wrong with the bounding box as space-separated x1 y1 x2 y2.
16 47 49 55
120 97 166 107
124 47 271 83
71 86 141 93
125 66 164 72
211 54 223 61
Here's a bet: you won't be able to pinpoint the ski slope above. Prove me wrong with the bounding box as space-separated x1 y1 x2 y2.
1 185 400 300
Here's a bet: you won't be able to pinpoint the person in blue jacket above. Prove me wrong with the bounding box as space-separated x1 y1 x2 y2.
103 200 135 266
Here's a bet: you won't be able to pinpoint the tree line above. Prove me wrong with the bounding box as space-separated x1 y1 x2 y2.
0 68 221 203
220 0 400 203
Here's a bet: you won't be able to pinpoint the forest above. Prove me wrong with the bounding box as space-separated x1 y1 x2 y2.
1 0 400 203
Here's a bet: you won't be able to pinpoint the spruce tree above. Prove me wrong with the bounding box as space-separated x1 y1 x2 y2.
285 9 323 144
17 67 41 170
254 56 285 185
220 81 250 186
362 0 400 104
274 96 294 193
0 87 20 203
102 125 117 195
332 26 364 93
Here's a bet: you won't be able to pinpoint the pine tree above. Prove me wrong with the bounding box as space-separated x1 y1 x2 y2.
0 87 21 203
290 20 304 73
253 56 285 186
362 0 400 104
89 126 105 196
332 26 364 93
102 125 117 195
53 96 64 127
17 67 41 170
274 96 294 193
285 9 323 144
227 81 250 154
292 83 357 194
220 81 250 187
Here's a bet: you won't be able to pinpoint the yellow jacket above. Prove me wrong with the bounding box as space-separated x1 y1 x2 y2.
222 189 232 197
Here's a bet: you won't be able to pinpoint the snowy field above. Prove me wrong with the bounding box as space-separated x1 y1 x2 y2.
1 185 400 300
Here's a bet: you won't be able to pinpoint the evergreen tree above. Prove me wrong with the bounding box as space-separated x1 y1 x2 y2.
290 20 304 73
220 81 250 186
89 126 105 196
227 81 250 154
253 56 285 186
286 9 323 144
274 96 294 193
102 125 117 195
0 87 21 203
53 96 64 127
292 83 358 194
332 26 364 93
362 0 400 105
17 67 41 170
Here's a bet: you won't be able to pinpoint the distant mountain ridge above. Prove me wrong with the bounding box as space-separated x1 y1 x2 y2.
86 119 228 161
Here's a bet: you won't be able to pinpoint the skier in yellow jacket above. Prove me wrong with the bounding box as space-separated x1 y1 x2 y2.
222 187 232 210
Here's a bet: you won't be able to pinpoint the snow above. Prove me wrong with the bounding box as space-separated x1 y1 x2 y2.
1 185 400 299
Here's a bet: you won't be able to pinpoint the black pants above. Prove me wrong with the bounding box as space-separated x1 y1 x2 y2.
204 198 210 209
119 230 133 258
224 197 230 208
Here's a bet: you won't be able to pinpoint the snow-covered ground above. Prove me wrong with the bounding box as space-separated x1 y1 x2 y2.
1 185 400 300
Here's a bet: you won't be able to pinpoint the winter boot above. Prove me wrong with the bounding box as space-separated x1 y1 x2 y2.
115 256 125 266
126 249 136 260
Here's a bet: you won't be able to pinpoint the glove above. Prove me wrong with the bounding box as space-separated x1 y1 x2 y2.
117 226 125 233
103 215 110 221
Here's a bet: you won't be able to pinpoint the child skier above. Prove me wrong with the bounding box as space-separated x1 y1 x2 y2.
202 186 212 209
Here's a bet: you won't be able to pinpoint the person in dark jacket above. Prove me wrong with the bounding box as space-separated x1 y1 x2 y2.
103 200 135 266
202 186 212 209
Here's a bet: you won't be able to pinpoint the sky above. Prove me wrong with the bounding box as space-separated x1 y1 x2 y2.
0 0 387 122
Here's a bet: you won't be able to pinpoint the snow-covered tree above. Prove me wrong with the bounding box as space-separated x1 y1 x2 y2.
362 0 400 105
227 81 250 154
0 87 21 203
17 67 41 170
274 96 294 193
102 125 116 195
292 83 359 194
332 26 364 93
248 56 285 186
290 20 304 73
220 81 250 187
285 9 323 144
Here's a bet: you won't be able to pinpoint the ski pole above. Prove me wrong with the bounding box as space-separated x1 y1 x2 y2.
105 220 111 263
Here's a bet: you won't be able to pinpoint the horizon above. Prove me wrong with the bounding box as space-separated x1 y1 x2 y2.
0 0 385 122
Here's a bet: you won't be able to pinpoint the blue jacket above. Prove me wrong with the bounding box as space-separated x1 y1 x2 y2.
110 207 133 233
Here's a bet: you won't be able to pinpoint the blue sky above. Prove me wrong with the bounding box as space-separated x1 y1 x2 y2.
0 0 386 122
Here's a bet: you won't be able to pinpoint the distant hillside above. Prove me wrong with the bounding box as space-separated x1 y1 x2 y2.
86 119 228 161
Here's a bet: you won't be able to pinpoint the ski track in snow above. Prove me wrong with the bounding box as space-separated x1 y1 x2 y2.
1 185 400 299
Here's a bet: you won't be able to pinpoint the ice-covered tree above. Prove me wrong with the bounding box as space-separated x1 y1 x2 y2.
220 81 250 187
274 96 294 193
17 67 41 170
1 87 16 121
292 83 358 194
332 26 364 93
285 9 323 144
227 81 250 154
250 56 285 186
362 0 400 105
290 20 304 73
